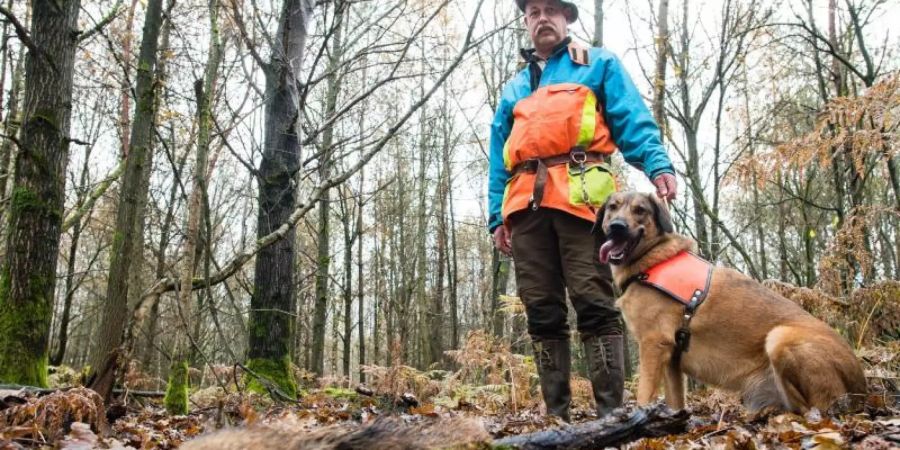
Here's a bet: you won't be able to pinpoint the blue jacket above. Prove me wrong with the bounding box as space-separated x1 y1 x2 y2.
487 42 674 232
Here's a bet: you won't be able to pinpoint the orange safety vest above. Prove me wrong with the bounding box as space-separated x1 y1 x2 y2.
620 250 713 355
501 44 618 224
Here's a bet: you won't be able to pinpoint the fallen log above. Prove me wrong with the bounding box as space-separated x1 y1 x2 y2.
492 403 690 449
0 385 165 398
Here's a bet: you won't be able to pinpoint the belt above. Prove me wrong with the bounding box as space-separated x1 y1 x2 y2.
511 147 607 211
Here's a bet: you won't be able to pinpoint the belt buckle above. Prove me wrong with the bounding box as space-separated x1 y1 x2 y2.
570 147 587 164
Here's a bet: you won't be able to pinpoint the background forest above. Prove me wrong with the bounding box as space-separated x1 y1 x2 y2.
0 0 897 447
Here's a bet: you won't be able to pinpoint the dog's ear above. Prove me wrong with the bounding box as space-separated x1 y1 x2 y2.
591 200 608 240
649 194 674 234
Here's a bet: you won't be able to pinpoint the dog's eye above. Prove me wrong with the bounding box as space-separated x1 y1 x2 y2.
633 206 647 215
607 203 618 211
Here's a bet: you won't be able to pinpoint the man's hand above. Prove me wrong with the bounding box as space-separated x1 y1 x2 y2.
493 224 512 256
652 173 677 202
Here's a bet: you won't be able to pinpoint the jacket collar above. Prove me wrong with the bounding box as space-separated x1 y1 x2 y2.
520 36 572 63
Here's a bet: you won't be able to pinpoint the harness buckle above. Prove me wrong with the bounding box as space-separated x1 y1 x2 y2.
675 328 691 352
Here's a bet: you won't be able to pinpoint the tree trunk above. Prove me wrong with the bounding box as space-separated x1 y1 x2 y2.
311 180 331 376
447 161 459 352
372 194 383 365
592 0 603 47
311 1 345 377
50 217 80 367
142 131 186 368
651 0 669 140
0 33 24 209
357 167 365 383
413 85 429 366
246 0 315 398
341 187 354 379
165 0 222 414
430 121 448 364
88 0 165 400
489 249 508 339
0 0 80 386
117 0 139 156
50 142 93 366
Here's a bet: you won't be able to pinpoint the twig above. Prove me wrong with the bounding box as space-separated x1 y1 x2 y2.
78 0 125 42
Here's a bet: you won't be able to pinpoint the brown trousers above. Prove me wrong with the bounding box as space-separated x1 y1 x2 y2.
509 208 621 341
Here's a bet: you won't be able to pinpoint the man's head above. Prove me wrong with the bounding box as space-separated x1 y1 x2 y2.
517 0 577 57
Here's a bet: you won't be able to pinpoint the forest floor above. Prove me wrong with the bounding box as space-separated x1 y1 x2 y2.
1 338 897 449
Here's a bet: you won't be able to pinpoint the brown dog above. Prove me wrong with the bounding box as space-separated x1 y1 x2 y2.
593 192 867 413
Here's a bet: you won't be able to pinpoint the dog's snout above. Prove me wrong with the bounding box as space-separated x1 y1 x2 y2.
608 219 628 237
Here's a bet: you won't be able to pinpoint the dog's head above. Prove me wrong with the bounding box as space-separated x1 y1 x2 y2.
591 192 674 265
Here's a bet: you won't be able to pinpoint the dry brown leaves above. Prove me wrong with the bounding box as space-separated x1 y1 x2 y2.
0 388 105 445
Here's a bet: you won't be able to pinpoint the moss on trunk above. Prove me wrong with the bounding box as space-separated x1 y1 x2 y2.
0 267 52 387
163 360 190 414
246 356 297 399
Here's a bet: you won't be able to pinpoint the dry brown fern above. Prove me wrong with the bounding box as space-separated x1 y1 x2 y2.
761 279 850 333
848 281 900 347
0 387 106 444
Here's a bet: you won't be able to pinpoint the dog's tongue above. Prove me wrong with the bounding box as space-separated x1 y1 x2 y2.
599 240 616 264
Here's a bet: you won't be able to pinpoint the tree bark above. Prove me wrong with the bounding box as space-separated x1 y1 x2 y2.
342 194 353 379
246 0 316 398
357 167 365 383
165 0 222 414
0 28 24 210
431 112 449 363
651 0 669 141
88 0 165 400
311 1 346 377
50 142 94 366
592 0 603 47
489 249 508 339
0 0 80 386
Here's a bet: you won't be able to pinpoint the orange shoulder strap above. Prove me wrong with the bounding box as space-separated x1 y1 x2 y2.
567 42 590 66
640 251 712 306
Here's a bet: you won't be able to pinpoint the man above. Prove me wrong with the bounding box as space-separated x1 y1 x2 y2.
487 0 677 421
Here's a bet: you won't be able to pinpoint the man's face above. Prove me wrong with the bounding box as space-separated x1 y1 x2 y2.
524 0 569 54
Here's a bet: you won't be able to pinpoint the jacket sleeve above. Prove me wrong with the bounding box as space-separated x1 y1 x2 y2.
597 52 674 180
487 86 515 233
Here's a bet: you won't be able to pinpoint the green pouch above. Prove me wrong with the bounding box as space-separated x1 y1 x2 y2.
568 162 616 206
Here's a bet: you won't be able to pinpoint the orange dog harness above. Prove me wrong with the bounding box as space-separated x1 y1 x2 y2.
621 251 713 359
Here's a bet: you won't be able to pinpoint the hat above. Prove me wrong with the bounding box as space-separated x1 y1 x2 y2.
515 0 579 24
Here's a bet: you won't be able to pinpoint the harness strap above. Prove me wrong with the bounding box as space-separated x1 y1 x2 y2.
617 251 713 367
511 149 607 210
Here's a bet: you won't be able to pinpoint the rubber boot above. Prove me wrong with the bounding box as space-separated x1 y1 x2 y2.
532 339 571 421
583 334 625 416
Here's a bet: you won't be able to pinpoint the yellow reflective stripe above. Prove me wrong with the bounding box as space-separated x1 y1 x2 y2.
577 92 597 148
503 139 511 170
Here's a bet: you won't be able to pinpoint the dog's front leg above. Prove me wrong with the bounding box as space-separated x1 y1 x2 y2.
636 336 672 405
663 362 685 410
